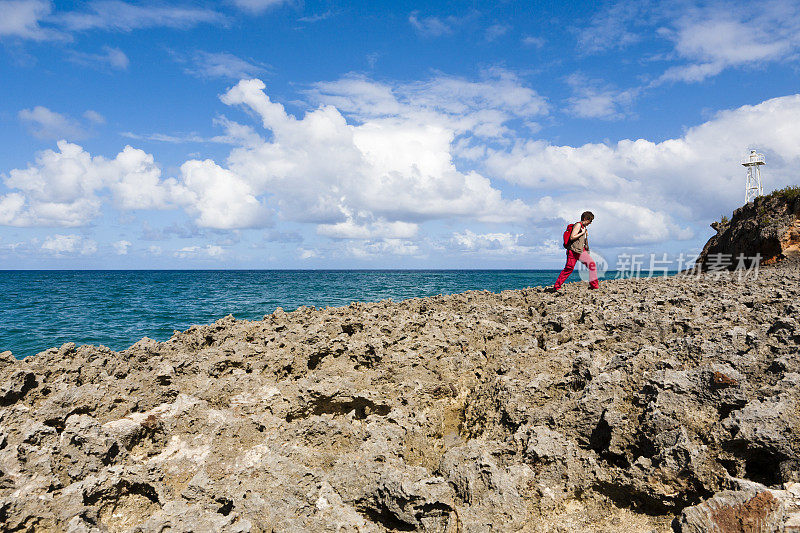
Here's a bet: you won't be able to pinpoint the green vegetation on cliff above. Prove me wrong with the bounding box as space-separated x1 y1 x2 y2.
769 185 800 202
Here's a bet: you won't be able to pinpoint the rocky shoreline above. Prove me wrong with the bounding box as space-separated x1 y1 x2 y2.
2 263 800 532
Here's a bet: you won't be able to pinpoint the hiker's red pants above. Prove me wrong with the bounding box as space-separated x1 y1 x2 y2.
554 249 599 290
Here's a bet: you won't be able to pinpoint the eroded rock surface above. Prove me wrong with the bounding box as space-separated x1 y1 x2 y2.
1 264 800 532
697 190 800 267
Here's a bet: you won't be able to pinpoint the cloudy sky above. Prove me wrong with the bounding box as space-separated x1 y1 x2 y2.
1 0 799 269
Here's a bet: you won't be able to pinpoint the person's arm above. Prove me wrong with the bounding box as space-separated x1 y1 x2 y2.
569 223 585 242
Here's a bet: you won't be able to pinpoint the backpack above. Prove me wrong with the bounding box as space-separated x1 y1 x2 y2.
563 223 574 249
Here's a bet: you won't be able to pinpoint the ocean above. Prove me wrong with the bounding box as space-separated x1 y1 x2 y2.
2 269 637 359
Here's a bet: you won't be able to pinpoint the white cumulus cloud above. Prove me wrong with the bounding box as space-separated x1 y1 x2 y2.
177 50 268 80
452 229 524 254
1 138 274 230
68 45 129 70
1 140 171 226
83 110 105 124
347 239 420 258
317 211 418 240
408 12 454 37
0 0 66 40
448 230 564 257
174 244 225 259
41 234 97 255
565 74 638 120
655 3 800 84
484 94 800 245
485 23 509 42
229 0 289 15
309 70 549 138
1 0 226 43
19 106 86 140
216 78 532 233
298 247 319 259
521 35 545 48
58 1 225 32
171 159 271 229
113 239 131 254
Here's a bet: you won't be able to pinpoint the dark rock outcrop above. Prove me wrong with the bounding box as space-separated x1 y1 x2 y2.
697 188 800 268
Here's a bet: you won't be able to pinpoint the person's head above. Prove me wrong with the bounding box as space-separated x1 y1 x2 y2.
580 211 594 225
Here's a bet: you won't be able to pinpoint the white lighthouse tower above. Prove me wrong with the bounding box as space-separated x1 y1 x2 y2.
742 149 765 203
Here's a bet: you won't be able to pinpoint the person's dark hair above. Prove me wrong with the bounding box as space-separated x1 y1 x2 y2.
581 211 594 222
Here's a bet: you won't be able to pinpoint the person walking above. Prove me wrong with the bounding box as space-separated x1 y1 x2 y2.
553 211 599 291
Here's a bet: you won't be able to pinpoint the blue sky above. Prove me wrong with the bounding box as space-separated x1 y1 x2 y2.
1 0 800 269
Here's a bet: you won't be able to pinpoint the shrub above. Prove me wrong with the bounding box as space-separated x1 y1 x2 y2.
769 185 800 201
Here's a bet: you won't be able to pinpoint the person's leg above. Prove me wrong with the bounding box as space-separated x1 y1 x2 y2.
554 250 578 290
578 250 599 289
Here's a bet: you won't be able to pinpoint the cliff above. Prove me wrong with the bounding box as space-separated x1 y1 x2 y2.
697 187 800 268
2 264 800 531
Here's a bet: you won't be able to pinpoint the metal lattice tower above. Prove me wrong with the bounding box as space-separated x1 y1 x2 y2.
742 149 765 203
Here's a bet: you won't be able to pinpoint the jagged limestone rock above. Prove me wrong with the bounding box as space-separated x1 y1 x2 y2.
1 263 799 531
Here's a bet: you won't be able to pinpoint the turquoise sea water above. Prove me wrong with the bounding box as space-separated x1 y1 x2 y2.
1 269 630 359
